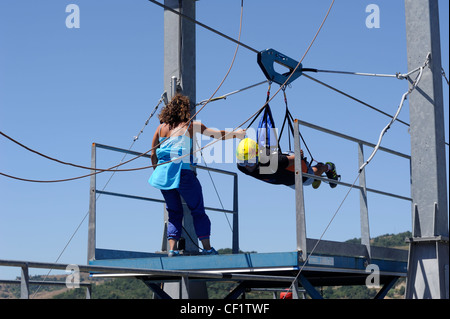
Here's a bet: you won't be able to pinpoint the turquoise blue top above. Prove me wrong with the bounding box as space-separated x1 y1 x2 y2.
148 127 193 190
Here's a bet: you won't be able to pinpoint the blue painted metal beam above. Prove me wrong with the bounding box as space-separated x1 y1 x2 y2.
91 248 407 279
91 250 301 272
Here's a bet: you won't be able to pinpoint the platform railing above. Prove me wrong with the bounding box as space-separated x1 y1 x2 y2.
87 143 239 262
293 119 412 261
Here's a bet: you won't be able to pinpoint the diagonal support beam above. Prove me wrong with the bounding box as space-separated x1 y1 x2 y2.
144 282 173 299
224 282 247 299
374 277 399 299
298 274 323 299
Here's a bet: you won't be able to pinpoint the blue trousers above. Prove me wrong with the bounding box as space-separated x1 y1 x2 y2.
161 170 211 241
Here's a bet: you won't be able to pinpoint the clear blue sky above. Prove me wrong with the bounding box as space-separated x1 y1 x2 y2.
0 0 448 280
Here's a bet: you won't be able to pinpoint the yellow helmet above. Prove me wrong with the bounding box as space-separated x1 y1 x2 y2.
236 138 258 161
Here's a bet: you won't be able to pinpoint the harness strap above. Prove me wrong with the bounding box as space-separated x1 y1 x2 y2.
246 83 272 130
278 87 315 169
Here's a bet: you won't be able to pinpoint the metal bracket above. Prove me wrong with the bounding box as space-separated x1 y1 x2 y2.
257 48 303 86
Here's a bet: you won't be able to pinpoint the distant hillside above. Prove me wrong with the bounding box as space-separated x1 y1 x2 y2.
345 231 411 250
0 232 412 299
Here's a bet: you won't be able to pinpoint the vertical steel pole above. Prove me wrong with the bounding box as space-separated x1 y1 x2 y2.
180 275 190 299
232 174 239 254
404 0 449 299
85 285 92 299
163 0 198 255
162 0 207 299
358 143 371 259
291 279 300 299
294 119 307 261
20 265 29 299
87 143 97 262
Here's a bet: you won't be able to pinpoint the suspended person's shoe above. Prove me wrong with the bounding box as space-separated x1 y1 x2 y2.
325 162 339 188
312 179 321 189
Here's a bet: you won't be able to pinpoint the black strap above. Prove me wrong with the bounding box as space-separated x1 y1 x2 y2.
246 83 272 130
278 88 315 167
278 88 295 152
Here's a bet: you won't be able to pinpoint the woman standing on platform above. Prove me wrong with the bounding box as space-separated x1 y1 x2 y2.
149 94 245 257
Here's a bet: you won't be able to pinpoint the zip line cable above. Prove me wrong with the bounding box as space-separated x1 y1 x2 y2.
306 62 428 80
302 74 410 127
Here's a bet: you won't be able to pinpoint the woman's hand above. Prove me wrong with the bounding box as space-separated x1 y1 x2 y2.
232 129 246 140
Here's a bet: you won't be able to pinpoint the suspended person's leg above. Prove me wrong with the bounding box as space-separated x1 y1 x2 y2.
312 162 329 176
310 162 339 189
325 162 339 188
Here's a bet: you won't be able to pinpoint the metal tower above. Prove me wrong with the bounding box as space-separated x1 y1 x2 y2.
404 0 449 299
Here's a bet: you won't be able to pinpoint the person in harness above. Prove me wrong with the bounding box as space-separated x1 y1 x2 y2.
236 138 339 189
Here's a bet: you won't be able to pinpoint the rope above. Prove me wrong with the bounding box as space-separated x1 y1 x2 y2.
359 56 428 172
194 139 233 233
0 93 166 172
133 92 166 142
305 64 425 80
304 68 399 78
442 67 449 85
195 80 268 106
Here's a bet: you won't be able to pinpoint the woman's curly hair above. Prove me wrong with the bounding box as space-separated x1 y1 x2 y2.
158 94 191 129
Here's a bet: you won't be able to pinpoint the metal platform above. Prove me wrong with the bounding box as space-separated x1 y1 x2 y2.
86 121 413 299
89 238 408 299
